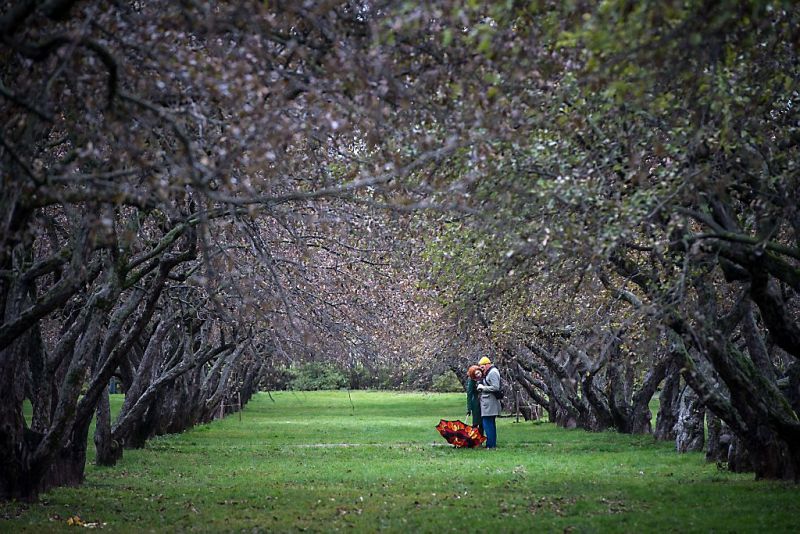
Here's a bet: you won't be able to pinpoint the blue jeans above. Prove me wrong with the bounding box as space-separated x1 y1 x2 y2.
482 416 497 448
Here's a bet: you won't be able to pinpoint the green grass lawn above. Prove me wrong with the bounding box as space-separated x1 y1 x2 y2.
3 391 799 532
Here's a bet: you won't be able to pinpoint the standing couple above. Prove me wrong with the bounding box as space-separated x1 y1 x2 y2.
466 356 501 449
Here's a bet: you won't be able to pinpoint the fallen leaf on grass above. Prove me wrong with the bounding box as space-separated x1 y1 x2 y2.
66 515 84 526
599 497 627 514
335 506 363 516
529 496 576 517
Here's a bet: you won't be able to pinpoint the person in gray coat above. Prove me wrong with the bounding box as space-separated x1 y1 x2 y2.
476 356 501 448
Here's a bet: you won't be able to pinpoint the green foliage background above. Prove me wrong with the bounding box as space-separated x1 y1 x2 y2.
431 370 463 393
286 362 348 391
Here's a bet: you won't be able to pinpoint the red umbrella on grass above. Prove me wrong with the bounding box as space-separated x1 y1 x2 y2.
435 419 486 448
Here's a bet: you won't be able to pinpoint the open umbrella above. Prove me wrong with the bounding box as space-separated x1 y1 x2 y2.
435 419 486 448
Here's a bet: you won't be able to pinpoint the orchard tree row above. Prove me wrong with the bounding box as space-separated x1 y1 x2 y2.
0 0 436 501
419 0 799 481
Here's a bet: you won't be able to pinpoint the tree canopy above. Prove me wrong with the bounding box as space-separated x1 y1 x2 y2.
1 0 798 500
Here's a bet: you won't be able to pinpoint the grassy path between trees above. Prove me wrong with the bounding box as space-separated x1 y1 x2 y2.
3 391 799 532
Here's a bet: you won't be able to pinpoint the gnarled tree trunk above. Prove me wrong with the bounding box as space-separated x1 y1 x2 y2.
674 385 705 453
655 361 681 441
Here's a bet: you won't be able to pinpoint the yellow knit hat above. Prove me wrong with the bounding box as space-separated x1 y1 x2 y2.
478 356 491 365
